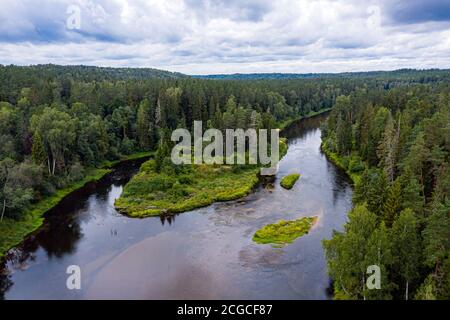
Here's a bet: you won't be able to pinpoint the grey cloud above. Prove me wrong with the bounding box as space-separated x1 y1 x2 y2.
382 0 450 24
0 0 449 74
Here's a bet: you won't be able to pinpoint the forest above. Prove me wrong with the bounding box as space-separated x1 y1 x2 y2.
322 82 450 299
0 65 449 300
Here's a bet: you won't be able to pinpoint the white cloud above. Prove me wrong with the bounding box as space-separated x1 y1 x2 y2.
0 0 449 74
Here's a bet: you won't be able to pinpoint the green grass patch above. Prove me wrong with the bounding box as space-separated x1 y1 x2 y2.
280 173 301 189
115 162 261 218
253 216 318 246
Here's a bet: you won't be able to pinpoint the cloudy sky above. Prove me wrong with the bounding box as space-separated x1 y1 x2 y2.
0 0 449 74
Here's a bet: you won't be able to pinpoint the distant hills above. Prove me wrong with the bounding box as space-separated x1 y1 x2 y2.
193 69 450 80
0 64 188 81
1 64 449 83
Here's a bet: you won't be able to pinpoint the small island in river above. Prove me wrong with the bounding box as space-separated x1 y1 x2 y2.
280 173 301 189
252 216 318 246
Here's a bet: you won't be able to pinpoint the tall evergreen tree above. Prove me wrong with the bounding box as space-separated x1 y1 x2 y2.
391 209 421 300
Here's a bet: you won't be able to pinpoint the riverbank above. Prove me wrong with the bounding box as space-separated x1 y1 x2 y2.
320 144 364 185
0 151 153 261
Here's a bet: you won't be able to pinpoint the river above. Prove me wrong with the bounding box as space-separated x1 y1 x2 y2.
0 113 353 300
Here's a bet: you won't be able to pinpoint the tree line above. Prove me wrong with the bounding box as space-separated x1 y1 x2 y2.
322 83 449 299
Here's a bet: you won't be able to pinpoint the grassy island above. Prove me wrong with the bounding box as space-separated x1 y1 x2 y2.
253 216 317 246
280 173 301 189
115 161 260 217
116 138 289 218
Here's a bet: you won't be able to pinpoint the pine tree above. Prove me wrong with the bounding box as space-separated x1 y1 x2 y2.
353 169 370 205
363 223 393 299
31 131 47 165
402 176 425 219
383 179 403 227
422 199 450 269
336 115 352 156
391 209 421 300
136 99 151 150
377 113 400 182
366 169 389 218
323 204 379 299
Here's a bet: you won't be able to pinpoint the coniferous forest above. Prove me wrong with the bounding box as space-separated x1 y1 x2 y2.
0 65 449 300
321 81 449 299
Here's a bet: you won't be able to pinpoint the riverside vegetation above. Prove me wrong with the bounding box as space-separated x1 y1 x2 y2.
321 85 450 299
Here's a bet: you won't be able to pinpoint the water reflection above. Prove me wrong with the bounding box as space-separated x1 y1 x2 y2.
0 113 353 300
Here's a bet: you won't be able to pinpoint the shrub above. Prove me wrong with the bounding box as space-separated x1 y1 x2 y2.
68 162 84 183
348 157 365 173
178 174 194 185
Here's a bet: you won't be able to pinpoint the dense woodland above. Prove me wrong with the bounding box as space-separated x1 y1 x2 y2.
0 65 449 300
322 82 450 299
0 64 380 221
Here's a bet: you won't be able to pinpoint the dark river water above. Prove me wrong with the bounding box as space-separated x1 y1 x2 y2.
0 113 353 300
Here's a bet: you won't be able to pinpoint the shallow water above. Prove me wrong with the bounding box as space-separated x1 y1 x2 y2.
0 114 353 300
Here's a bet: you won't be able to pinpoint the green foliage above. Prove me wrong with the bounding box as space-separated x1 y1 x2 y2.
253 216 317 246
31 131 47 165
321 80 449 300
383 179 403 227
323 205 379 299
422 200 450 268
414 275 437 300
391 209 421 299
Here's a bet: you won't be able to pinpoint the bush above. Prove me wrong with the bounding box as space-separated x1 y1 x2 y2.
119 137 135 155
140 159 156 173
169 181 190 197
348 157 365 173
68 162 85 183
125 174 175 195
340 157 349 170
178 174 194 185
